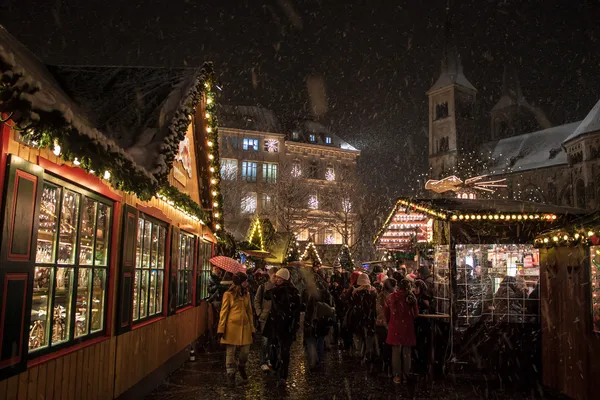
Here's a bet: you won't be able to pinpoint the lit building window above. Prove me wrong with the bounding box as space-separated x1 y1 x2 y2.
261 193 272 210
241 161 257 182
325 136 332 144
241 192 258 214
308 194 319 210
263 163 278 183
325 167 335 181
220 159 238 180
309 134 316 142
292 131 299 140
264 139 279 153
242 138 259 151
291 160 302 177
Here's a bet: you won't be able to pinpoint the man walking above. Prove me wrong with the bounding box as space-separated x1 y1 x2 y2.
254 267 278 371
263 268 301 386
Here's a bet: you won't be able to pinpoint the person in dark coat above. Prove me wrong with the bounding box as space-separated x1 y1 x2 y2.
263 268 301 385
330 266 346 344
303 263 334 369
254 267 278 371
345 273 377 361
385 278 418 384
492 275 528 323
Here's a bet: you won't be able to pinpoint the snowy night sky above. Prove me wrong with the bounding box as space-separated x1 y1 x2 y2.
2 0 600 198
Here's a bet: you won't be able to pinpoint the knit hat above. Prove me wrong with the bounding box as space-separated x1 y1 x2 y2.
276 268 290 281
377 273 388 284
350 271 362 286
232 272 247 286
357 273 370 286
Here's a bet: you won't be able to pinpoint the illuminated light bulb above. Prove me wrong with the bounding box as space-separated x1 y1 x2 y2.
511 215 517 220
206 97 213 104
451 215 458 221
213 201 219 207
210 167 215 172
458 215 464 220
470 215 476 219
563 235 569 240
103 170 111 180
215 224 221 230
206 127 212 133
500 215 505 220
211 179 217 184
482 215 488 219
575 233 580 239
214 212 220 218
517 215 522 220
53 142 61 156
89 169 95 174
543 238 549 243
552 236 559 242
212 191 218 196
208 154 214 160
73 158 80 166
205 112 210 118
464 215 470 220
551 215 557 220
589 231 595 237
494 215 499 220
207 141 213 147
476 215 481 220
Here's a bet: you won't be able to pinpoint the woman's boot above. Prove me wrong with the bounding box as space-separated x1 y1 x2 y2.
238 365 248 382
227 373 236 387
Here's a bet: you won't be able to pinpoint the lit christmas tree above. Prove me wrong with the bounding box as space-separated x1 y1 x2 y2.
338 244 354 271
247 217 265 251
301 241 322 264
285 235 300 263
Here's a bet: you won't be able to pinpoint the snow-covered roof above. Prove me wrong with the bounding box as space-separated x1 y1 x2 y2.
564 98 600 143
429 71 476 92
218 105 282 133
289 120 359 152
0 25 209 181
484 121 581 175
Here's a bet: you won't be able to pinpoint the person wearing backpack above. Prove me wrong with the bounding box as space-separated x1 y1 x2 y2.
303 261 334 370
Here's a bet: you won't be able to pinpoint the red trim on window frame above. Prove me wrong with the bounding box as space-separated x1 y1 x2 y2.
0 121 11 207
163 225 172 316
192 237 198 306
26 335 109 368
106 201 120 335
175 305 194 314
120 272 133 328
7 170 38 261
0 273 28 368
136 203 171 224
38 157 122 203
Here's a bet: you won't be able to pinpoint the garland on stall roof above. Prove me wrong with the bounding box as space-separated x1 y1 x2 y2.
534 228 600 248
157 185 209 223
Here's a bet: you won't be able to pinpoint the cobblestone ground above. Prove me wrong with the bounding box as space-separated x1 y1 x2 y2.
146 334 544 400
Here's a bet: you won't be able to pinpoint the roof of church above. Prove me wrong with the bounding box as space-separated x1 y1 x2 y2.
429 68 477 93
484 121 582 175
564 98 600 143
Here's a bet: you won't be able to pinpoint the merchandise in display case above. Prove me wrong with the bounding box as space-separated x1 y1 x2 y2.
178 232 195 307
433 245 450 315
591 246 600 333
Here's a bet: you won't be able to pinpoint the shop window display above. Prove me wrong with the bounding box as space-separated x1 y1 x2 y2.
433 245 451 315
133 216 167 322
177 232 195 308
197 241 212 300
455 244 540 326
29 181 112 353
590 246 600 333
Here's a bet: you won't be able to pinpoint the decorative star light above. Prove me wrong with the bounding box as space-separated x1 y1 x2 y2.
292 164 302 177
265 139 279 153
325 168 335 181
308 195 319 209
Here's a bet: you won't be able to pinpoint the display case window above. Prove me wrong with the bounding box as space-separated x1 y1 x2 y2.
433 245 451 315
177 232 195 308
197 241 213 301
132 215 167 323
590 246 600 333
29 180 112 354
455 244 540 326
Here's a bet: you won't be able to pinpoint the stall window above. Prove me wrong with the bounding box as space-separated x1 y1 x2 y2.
177 232 195 308
197 241 213 301
591 246 600 333
433 245 451 315
132 215 167 322
29 181 112 353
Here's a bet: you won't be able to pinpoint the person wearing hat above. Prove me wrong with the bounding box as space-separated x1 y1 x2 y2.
218 272 255 387
345 272 377 361
263 268 301 385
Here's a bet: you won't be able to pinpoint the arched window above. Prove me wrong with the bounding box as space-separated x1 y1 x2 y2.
576 179 586 209
560 185 573 207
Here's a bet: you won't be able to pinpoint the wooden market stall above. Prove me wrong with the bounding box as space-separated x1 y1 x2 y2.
0 27 224 399
534 215 600 400
375 197 585 381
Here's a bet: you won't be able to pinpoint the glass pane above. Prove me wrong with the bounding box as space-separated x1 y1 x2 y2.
150 223 158 269
156 271 164 314
179 235 186 272
135 219 144 269
29 266 52 351
52 267 73 345
133 270 140 321
139 270 149 319
36 184 59 263
58 190 80 264
95 203 111 266
75 268 92 338
91 269 106 332
143 220 152 268
78 198 97 265
149 270 157 316
157 226 166 269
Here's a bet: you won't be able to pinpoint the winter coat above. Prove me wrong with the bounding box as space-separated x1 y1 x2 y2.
254 281 275 329
207 273 222 299
345 286 377 335
385 289 418 346
304 272 334 338
492 277 527 323
263 281 301 341
376 289 388 327
218 289 255 346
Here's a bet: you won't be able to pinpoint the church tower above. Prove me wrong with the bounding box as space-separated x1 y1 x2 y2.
427 2 477 179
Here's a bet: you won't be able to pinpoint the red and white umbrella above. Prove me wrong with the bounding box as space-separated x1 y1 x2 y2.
209 256 245 274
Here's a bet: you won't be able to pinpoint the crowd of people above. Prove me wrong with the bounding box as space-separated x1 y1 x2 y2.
209 260 435 387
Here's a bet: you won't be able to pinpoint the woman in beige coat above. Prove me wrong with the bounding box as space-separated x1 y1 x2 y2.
218 271 255 386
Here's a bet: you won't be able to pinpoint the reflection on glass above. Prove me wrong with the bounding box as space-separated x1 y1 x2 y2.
140 270 149 319
52 267 73 344
75 268 91 338
79 198 97 265
149 270 156 316
58 190 80 264
29 266 52 351
36 184 59 264
158 226 166 268
95 203 111 266
136 219 143 268
133 270 140 321
143 220 152 268
91 269 105 332
156 271 164 314
151 223 158 269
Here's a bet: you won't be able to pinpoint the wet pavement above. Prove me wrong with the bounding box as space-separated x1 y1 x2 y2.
146 333 547 400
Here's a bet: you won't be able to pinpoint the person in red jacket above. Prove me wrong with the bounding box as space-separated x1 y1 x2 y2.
384 278 418 384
